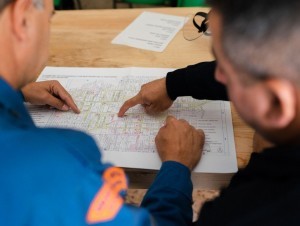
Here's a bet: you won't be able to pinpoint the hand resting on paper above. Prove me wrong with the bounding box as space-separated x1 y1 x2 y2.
155 115 205 171
21 81 80 113
118 77 173 117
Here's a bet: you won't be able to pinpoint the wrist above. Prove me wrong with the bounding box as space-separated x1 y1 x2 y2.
162 159 193 171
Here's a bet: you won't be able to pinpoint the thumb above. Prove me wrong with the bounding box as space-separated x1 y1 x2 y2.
197 129 205 140
197 129 204 134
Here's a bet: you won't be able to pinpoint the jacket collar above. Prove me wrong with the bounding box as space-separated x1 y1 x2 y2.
0 78 34 127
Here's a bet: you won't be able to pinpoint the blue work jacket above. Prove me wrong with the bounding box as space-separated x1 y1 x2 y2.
0 78 193 226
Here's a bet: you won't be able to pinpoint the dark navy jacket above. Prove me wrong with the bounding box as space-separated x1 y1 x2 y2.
166 61 300 226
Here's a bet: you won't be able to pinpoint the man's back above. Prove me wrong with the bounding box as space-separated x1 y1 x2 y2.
0 78 152 225
198 145 300 225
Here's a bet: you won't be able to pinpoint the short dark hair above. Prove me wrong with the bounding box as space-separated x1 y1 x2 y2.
0 0 12 12
207 0 300 83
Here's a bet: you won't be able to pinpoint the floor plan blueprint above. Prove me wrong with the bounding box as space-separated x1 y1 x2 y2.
27 67 237 173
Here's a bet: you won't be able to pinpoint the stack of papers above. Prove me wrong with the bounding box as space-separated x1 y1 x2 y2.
112 12 185 52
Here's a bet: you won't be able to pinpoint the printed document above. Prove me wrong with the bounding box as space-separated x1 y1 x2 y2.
112 12 185 52
27 67 238 173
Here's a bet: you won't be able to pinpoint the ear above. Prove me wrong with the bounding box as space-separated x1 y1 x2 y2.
255 78 296 130
11 0 32 41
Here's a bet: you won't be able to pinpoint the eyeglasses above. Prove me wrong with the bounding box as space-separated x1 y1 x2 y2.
182 11 211 41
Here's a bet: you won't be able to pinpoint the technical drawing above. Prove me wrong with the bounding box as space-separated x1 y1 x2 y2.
29 76 232 156
26 67 237 173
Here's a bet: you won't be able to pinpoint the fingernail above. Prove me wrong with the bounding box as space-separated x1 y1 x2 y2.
75 106 80 113
62 104 69 111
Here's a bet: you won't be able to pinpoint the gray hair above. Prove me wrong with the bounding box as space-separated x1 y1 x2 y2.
0 0 44 12
32 0 44 9
208 0 300 84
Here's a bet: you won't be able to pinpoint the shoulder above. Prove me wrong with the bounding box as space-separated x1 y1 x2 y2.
1 126 103 172
0 126 109 226
198 146 300 225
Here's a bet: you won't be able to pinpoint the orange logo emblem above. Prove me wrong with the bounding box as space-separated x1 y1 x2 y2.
86 167 128 224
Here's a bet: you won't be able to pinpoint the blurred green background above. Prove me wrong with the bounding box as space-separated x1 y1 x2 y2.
54 0 206 10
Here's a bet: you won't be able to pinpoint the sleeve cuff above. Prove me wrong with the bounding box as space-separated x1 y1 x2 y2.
166 68 187 101
155 161 193 197
166 61 217 100
17 90 25 102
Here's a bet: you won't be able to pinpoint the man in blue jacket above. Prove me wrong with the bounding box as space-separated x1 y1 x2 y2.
0 0 204 225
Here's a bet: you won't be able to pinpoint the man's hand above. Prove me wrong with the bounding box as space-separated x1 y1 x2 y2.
155 115 205 171
118 78 173 117
21 81 80 113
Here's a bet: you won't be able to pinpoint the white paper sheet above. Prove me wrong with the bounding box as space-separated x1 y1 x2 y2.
27 67 238 173
111 11 185 52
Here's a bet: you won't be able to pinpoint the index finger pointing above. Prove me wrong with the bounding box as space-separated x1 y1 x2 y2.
54 84 80 114
118 94 143 117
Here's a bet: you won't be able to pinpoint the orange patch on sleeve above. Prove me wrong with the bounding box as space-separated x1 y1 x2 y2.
86 167 128 224
103 167 128 193
86 182 123 224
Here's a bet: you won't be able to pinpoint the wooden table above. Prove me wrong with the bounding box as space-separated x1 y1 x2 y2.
49 7 254 214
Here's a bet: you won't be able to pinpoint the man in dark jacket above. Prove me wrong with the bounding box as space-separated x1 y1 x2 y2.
119 0 300 225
